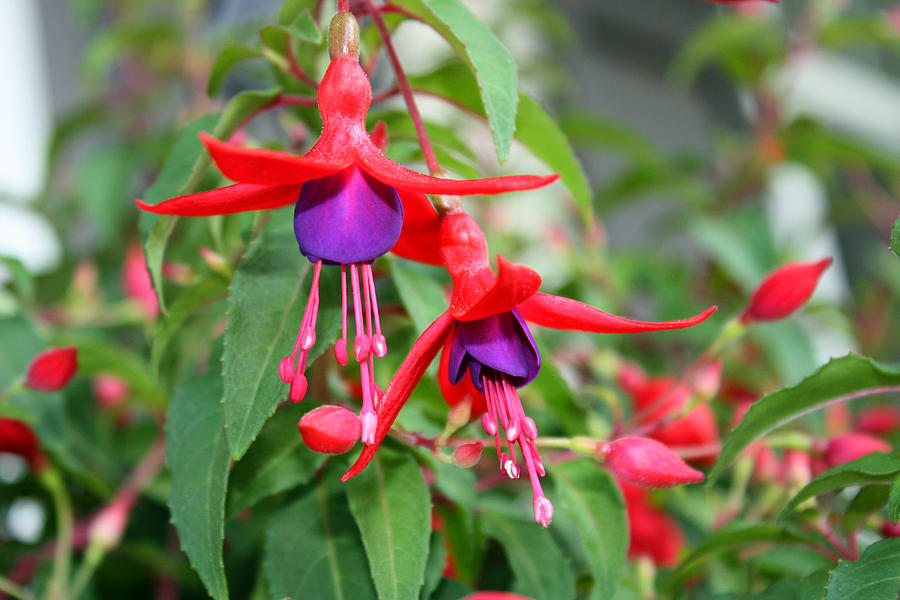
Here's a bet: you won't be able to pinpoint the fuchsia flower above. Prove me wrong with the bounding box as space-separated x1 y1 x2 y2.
0 419 45 470
136 14 557 440
343 213 717 526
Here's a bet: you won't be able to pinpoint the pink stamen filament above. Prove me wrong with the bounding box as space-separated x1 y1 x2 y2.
335 264 349 365
283 261 323 401
363 263 387 357
350 264 370 362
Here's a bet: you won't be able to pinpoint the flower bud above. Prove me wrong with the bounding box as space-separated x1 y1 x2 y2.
298 405 361 454
329 11 360 59
824 433 891 468
25 347 78 392
605 437 705 488
882 520 900 538
0 418 45 470
781 449 812 487
452 442 483 468
740 257 832 323
855 406 900 436
93 375 129 408
122 244 159 319
88 493 135 551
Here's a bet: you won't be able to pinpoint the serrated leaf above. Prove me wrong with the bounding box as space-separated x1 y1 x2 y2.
891 216 900 258
824 538 900 600
889 475 900 524
226 408 327 518
207 44 262 97
666 523 826 592
410 64 589 217
553 460 627 599
799 570 829 600
393 0 518 162
388 256 447 332
264 468 376 600
421 531 448 600
709 354 900 483
346 448 431 600
223 215 340 460
781 452 900 515
482 510 576 600
167 373 230 600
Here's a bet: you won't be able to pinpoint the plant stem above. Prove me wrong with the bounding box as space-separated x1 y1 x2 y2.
39 468 74 600
0 576 37 600
67 546 103 600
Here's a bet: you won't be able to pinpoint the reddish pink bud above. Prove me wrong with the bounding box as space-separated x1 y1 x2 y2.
298 405 361 454
605 437 705 488
651 405 720 466
824 433 892 468
25 347 78 392
453 442 483 468
122 244 159 319
93 375 129 408
88 492 136 550
750 443 779 484
882 520 900 538
856 406 900 436
740 257 832 323
462 593 536 600
781 449 812 487
0 418 45 470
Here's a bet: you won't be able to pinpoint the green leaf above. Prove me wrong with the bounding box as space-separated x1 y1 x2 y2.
226 408 327 518
346 448 431 600
421 532 448 600
0 314 45 392
553 460 627 599
709 354 900 483
0 257 34 305
207 44 263 97
799 570 829 600
141 113 219 313
889 475 900 524
278 0 317 26
166 373 230 600
393 0 518 162
666 523 826 592
824 538 900 600
482 510 576 600
781 452 900 515
529 342 585 436
284 11 321 43
388 256 447 332
223 214 341 459
410 65 590 215
516 93 592 222
63 337 161 407
843 485 890 534
891 216 900 258
264 468 377 600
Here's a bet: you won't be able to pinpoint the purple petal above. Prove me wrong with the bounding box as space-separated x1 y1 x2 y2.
448 308 541 391
294 166 403 264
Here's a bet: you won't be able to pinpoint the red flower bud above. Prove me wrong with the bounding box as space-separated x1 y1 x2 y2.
740 257 832 323
781 449 812 487
604 437 705 488
93 375 130 408
297 405 361 454
882 520 900 538
0 418 45 469
122 244 159 319
855 406 900 436
462 593 535 600
25 347 78 392
824 433 891 468
452 442 484 468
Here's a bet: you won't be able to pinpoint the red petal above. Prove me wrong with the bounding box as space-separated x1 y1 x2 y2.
438 332 487 415
453 256 541 321
356 145 560 196
201 132 347 185
517 293 718 333
136 183 301 216
390 191 443 265
342 311 455 481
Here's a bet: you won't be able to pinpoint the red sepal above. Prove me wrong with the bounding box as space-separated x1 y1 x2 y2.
201 133 346 186
438 331 487 415
369 121 388 151
517 293 718 333
342 311 455 481
356 145 559 196
390 191 442 265
453 256 541 321
136 183 301 216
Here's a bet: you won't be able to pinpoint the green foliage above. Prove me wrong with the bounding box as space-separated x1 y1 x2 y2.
782 452 900 515
823 539 900 600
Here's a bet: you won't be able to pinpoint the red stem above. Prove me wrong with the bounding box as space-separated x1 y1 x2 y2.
362 0 441 175
286 40 318 87
338 0 350 12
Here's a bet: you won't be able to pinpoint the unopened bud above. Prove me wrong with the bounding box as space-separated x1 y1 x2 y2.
298 405 361 454
452 442 483 468
856 407 900 436
824 433 891 469
782 449 812 488
93 375 129 408
122 244 159 319
740 258 832 323
89 493 135 551
605 437 705 488
329 12 360 59
694 360 722 401
0 418 45 470
199 247 229 276
25 347 78 392
447 398 472 430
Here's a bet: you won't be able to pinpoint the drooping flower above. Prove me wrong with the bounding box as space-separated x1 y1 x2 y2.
136 13 557 441
342 213 717 526
25 347 78 392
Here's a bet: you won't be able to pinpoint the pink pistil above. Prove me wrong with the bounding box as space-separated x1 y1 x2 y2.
481 371 553 526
